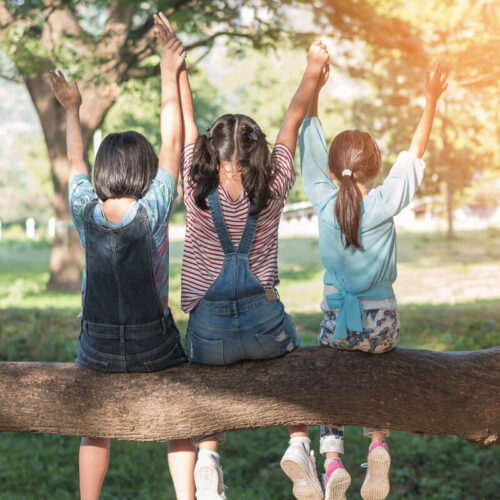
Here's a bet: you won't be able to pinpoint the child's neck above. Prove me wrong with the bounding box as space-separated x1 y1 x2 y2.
102 197 137 224
357 183 368 199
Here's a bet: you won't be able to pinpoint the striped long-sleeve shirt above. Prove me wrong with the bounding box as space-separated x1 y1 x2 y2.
180 143 295 313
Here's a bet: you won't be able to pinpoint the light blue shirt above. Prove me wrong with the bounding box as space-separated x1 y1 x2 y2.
69 169 177 312
300 117 425 338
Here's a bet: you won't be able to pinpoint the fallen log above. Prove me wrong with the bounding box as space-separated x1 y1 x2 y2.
0 347 498 446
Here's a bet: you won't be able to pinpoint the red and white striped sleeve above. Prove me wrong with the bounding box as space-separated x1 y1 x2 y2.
272 144 296 200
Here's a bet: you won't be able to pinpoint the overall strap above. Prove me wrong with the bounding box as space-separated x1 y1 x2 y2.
83 199 99 223
207 189 236 255
236 205 258 256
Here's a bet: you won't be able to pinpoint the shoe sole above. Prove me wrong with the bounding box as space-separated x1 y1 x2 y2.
325 468 351 500
195 465 223 500
360 446 391 500
281 458 323 500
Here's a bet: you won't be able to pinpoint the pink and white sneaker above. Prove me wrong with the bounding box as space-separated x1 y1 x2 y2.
322 458 351 500
360 440 391 500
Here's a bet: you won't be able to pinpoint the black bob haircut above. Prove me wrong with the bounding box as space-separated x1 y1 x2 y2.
93 131 158 201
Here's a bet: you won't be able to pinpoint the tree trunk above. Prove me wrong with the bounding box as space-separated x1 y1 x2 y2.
0 347 498 446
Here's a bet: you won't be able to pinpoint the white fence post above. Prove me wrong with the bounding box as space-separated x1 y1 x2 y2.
26 217 35 239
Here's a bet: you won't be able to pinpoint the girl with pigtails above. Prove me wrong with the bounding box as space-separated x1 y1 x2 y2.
298 61 448 500
154 12 329 500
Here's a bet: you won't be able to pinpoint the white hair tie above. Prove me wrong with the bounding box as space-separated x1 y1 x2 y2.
341 169 352 177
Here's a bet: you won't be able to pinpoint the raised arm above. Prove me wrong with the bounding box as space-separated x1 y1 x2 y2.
154 15 186 182
154 13 198 148
47 71 88 178
276 41 329 155
306 63 329 119
299 63 336 214
408 63 449 158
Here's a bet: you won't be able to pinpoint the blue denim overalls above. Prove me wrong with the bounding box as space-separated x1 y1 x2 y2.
186 189 300 366
77 200 187 373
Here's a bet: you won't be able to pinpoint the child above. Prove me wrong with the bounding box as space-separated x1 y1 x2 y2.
48 32 195 500
296 62 448 500
154 13 329 500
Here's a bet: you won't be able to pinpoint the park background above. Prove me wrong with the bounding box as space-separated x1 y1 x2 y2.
0 0 499 498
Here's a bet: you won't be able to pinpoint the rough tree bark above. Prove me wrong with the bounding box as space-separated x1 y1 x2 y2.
0 347 498 446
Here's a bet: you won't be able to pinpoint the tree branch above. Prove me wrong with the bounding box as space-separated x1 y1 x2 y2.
0 347 499 446
0 72 23 84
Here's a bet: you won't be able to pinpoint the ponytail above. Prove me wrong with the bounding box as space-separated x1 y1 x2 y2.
335 174 363 249
328 130 381 250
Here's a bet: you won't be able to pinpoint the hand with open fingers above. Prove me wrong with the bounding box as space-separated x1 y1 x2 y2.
47 70 82 110
307 40 329 73
153 12 176 47
425 62 449 103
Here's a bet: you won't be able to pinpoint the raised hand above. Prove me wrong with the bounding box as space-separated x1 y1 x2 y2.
153 12 174 46
307 41 329 73
47 70 82 110
154 13 186 72
424 63 449 103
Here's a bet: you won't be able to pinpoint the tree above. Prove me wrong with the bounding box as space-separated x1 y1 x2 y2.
0 0 289 291
336 0 500 238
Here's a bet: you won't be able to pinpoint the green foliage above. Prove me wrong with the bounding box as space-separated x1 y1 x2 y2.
0 232 499 498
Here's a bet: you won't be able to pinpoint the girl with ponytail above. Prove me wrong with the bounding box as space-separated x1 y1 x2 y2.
155 14 329 500
299 63 448 500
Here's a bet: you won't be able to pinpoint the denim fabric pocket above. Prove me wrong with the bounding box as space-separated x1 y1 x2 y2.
255 316 297 358
186 330 225 366
76 347 111 373
142 342 187 372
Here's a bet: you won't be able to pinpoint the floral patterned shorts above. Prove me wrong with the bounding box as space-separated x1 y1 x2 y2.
318 309 400 353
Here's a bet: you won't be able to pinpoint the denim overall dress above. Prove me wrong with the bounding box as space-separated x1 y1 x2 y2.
186 189 300 366
77 200 187 373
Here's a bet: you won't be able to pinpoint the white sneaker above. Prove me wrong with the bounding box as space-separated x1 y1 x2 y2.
360 441 391 500
194 450 226 500
280 442 323 500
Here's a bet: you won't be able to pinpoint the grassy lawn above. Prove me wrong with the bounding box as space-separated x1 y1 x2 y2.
0 229 499 499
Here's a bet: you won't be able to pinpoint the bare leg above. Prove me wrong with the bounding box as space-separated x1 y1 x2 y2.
168 439 196 500
198 439 219 452
288 425 308 438
79 437 110 500
370 431 387 443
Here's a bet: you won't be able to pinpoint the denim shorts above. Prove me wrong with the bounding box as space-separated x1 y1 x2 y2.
77 309 187 373
186 295 300 366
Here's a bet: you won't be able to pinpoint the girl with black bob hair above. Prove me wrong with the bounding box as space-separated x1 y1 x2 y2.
154 12 330 500
93 130 159 202
48 24 196 500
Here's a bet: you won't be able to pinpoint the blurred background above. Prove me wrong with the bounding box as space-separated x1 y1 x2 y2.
0 1 499 498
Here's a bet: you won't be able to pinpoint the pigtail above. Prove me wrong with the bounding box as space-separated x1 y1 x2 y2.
335 175 363 249
190 114 276 214
190 133 220 210
239 126 276 215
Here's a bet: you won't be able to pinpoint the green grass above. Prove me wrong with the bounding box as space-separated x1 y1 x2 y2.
0 230 499 499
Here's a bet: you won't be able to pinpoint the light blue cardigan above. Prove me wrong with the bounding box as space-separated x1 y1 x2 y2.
300 117 425 338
